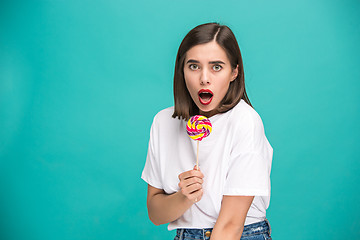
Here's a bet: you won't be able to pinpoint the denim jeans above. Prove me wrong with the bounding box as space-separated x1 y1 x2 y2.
174 219 272 240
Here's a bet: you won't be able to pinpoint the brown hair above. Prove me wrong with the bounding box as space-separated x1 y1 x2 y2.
172 22 252 120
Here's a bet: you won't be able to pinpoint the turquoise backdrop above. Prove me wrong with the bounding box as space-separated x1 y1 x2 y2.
1 0 359 239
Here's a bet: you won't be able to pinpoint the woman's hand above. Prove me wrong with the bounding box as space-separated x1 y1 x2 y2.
178 166 204 203
146 166 204 225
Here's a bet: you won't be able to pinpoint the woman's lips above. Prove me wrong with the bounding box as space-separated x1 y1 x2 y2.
198 89 213 105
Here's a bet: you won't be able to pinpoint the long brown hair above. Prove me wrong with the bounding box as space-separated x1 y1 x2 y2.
172 22 252 120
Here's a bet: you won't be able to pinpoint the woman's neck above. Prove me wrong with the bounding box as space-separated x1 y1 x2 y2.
199 109 218 118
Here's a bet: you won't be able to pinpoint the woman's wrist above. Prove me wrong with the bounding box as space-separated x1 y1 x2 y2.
176 190 195 206
211 224 243 240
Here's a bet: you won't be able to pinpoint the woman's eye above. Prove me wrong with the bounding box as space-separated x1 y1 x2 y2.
189 64 199 70
213 65 222 71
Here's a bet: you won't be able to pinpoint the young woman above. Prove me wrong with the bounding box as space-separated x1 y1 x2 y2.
141 23 273 240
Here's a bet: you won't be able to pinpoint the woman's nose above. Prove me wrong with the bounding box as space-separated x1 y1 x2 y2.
200 69 210 85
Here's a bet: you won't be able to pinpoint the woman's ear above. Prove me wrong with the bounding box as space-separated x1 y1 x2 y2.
231 65 239 82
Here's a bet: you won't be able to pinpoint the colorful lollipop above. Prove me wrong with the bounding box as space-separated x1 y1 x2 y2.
186 115 212 170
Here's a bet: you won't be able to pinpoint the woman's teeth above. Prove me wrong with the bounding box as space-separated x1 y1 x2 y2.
198 91 213 105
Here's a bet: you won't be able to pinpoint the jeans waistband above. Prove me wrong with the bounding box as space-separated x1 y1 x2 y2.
176 219 271 240
242 219 271 237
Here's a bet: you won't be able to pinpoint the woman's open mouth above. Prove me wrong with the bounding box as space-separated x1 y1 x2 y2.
198 89 213 105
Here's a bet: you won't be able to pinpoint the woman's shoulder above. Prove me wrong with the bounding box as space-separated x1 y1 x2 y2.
229 100 271 152
230 99 263 126
153 106 174 120
152 106 181 127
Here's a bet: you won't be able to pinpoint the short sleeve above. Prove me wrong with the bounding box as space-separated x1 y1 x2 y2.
141 116 163 189
223 110 272 196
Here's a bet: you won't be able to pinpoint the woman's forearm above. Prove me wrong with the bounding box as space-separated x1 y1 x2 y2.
209 195 253 240
210 223 243 240
148 191 193 225
146 167 204 225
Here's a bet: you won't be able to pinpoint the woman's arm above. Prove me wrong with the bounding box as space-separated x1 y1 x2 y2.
146 167 204 225
146 185 192 225
210 196 254 240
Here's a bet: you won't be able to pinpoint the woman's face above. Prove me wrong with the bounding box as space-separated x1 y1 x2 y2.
184 41 238 118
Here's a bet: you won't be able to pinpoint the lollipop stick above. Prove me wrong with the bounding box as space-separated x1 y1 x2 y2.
196 140 199 170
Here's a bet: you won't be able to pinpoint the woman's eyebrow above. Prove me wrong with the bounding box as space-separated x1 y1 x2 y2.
186 59 200 64
209 60 225 65
186 59 226 64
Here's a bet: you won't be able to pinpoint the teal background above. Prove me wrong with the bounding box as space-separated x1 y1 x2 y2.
1 0 359 239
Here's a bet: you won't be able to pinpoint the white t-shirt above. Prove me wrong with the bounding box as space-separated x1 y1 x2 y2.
141 99 273 231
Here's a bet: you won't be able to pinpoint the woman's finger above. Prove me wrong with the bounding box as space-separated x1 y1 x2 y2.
178 176 203 188
178 169 204 180
189 189 203 202
182 183 202 196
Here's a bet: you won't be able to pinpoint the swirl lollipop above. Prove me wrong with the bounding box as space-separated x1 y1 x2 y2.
187 115 212 170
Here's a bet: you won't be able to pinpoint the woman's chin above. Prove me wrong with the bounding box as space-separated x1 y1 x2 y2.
198 107 217 118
